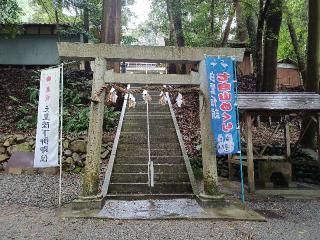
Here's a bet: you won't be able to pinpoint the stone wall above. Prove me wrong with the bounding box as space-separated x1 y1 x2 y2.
0 133 114 173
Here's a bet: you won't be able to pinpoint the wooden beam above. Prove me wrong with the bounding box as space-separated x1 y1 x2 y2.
199 60 219 195
104 71 200 85
245 112 255 193
82 58 107 197
57 42 245 62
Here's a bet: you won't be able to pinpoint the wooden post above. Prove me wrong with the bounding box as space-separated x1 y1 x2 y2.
284 115 291 159
82 58 106 197
245 112 255 193
199 60 219 195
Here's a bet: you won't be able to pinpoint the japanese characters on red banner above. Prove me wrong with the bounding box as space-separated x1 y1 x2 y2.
205 56 239 155
34 67 60 167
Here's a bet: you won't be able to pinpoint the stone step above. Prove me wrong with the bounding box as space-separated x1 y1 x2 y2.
117 148 182 157
127 106 170 112
120 127 177 134
112 164 188 174
105 193 194 200
116 156 185 164
108 182 192 194
120 135 178 144
124 115 173 120
117 143 181 151
122 123 175 130
111 173 190 183
121 131 178 139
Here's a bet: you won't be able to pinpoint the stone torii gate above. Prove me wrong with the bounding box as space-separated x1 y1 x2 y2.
58 42 245 205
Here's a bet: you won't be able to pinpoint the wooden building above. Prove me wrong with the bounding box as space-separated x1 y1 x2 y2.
0 24 81 68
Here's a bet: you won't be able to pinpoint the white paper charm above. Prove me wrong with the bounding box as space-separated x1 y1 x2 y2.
142 90 152 104
128 94 136 109
159 91 167 105
176 93 183 107
108 87 118 103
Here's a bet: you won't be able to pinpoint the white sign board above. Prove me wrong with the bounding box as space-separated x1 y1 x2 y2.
34 67 60 168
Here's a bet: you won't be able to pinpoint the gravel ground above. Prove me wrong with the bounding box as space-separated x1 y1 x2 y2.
1 173 320 240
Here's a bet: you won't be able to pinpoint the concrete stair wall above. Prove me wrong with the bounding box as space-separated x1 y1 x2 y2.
106 90 194 199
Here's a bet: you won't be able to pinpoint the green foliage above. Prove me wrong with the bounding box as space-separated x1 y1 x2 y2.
0 0 23 37
63 107 90 133
12 70 120 133
278 0 308 60
0 0 22 24
103 107 120 131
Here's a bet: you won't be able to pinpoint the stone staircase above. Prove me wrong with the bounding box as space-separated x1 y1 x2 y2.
105 90 195 199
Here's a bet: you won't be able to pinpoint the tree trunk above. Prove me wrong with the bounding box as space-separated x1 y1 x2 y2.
83 6 91 72
286 12 306 85
246 11 257 67
101 0 121 72
261 0 284 92
221 1 236 47
166 0 186 73
255 0 271 91
300 0 320 148
165 0 177 74
101 0 112 43
210 0 215 47
235 0 248 42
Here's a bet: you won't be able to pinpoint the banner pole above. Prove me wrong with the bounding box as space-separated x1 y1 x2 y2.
233 60 245 203
58 63 64 207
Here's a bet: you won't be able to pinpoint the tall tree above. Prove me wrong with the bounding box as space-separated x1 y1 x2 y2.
301 0 320 148
261 0 284 91
221 0 236 47
166 0 185 47
286 10 306 84
83 5 91 72
101 0 121 72
166 0 186 73
255 0 271 91
235 0 248 42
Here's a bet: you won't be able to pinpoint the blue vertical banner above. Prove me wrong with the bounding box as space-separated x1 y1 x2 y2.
205 56 239 155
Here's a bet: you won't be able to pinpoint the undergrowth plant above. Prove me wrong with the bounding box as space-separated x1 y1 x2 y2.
11 70 120 133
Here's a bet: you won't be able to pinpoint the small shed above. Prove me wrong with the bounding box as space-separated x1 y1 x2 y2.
0 24 81 67
229 93 320 193
277 59 302 88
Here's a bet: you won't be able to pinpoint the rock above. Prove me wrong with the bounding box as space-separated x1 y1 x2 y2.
15 135 25 143
27 138 35 147
70 140 87 153
3 138 14 147
0 154 9 162
7 143 32 155
103 135 114 144
65 157 74 164
101 150 110 159
101 147 106 153
63 140 70 149
73 153 84 167
0 146 5 154
72 152 80 162
64 149 72 157
63 163 75 172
